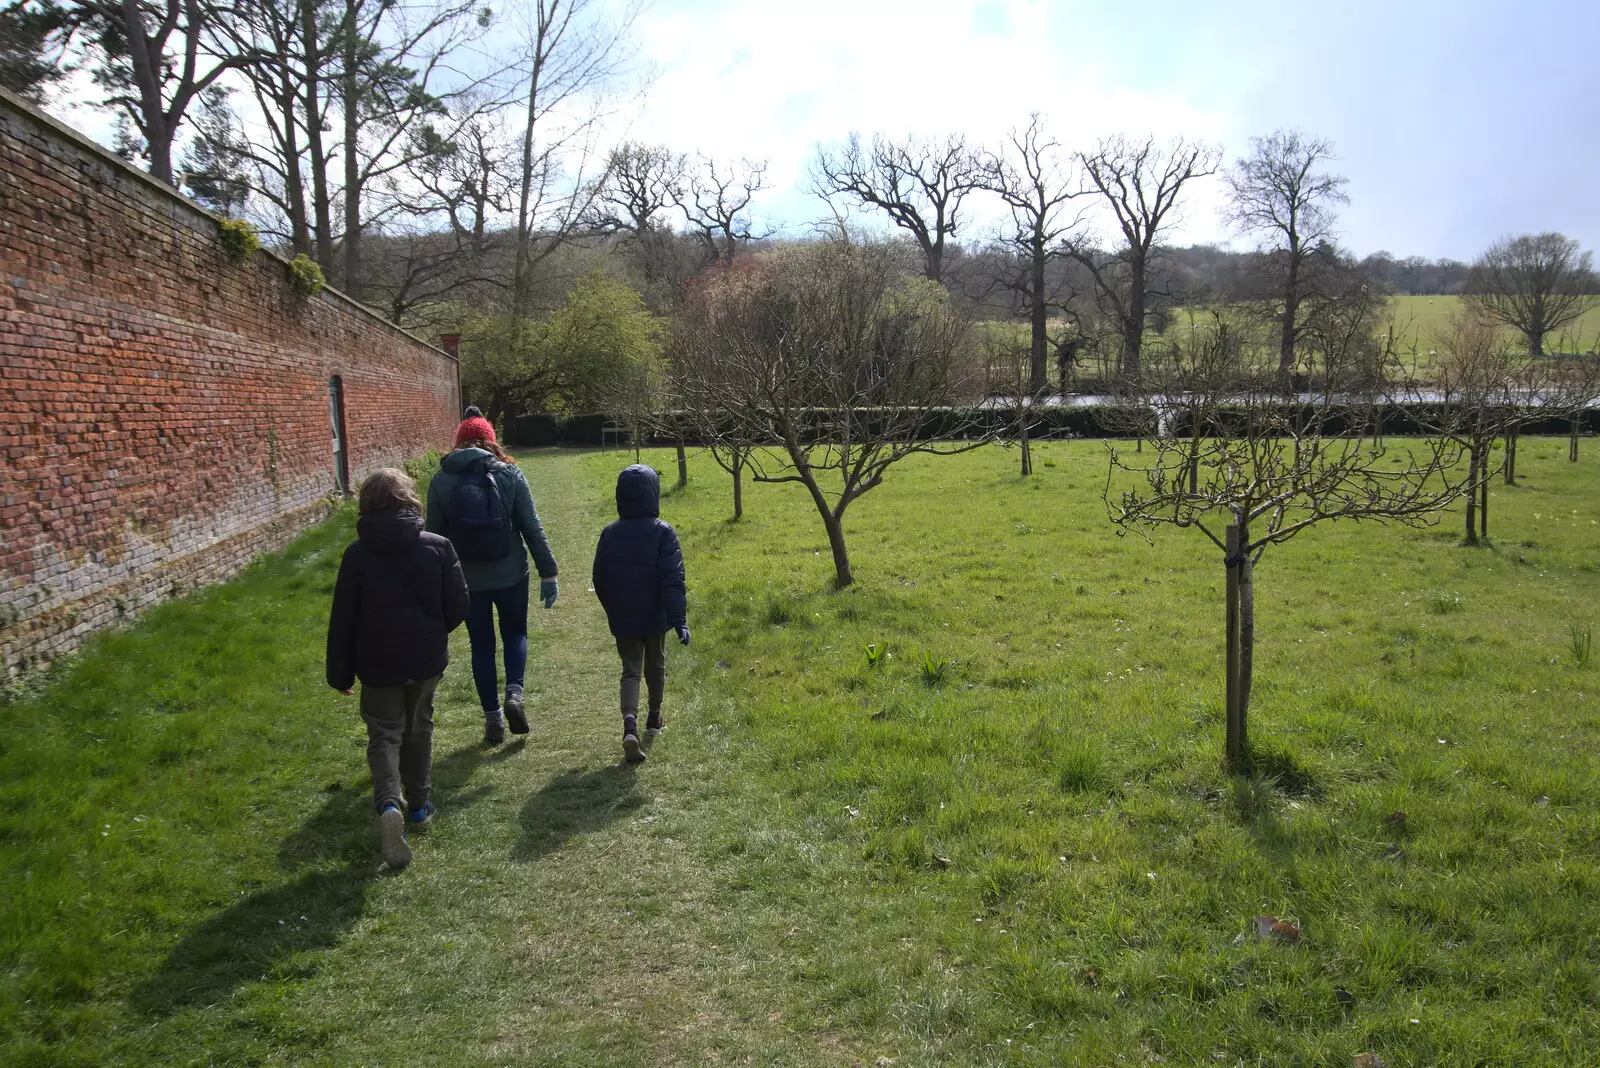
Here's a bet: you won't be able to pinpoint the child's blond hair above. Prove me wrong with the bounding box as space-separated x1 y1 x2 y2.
358 468 422 514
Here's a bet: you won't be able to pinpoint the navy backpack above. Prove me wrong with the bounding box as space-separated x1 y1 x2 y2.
448 463 515 562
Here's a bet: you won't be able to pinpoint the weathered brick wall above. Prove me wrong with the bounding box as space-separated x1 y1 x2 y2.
0 89 460 674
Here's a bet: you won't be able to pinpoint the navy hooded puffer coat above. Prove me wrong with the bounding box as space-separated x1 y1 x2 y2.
591 465 687 638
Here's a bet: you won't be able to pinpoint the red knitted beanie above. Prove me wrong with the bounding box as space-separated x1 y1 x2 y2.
454 412 496 447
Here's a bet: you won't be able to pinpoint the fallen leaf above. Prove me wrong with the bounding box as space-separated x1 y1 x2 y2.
1383 844 1405 860
875 1058 897 1066
934 855 952 866
1353 1055 1387 1068
1253 915 1301 944
1383 810 1406 825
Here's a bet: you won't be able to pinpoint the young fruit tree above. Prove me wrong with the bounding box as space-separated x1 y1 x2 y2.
1105 291 1470 768
673 238 984 585
1419 315 1518 544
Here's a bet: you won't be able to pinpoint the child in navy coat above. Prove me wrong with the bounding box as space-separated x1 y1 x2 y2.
591 465 688 763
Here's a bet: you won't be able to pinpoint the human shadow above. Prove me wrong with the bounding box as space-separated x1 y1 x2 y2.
512 763 646 863
129 862 379 1014
131 740 521 1015
276 739 520 869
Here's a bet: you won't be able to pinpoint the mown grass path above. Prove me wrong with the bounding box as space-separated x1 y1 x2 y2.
0 451 883 1067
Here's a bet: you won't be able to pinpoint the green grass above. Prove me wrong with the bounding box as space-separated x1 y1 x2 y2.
1388 295 1600 356
4 440 1600 1064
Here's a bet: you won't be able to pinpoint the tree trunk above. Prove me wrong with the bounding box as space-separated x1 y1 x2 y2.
1224 522 1244 768
1122 265 1145 380
731 452 743 520
1479 463 1490 539
1504 427 1519 484
1464 446 1479 544
822 510 852 587
1239 541 1254 730
1278 249 1299 375
341 0 362 300
924 238 943 285
1018 403 1031 476
300 0 333 273
1571 419 1581 463
274 81 313 256
1029 234 1047 394
675 440 688 486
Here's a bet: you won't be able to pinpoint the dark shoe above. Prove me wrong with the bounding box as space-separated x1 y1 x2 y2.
645 711 665 735
623 732 646 764
484 716 505 745
379 804 412 869
505 689 529 735
407 801 436 825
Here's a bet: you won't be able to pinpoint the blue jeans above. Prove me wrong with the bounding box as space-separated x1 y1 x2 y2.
465 575 528 713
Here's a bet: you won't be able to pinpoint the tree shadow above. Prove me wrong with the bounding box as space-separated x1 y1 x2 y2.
512 763 646 863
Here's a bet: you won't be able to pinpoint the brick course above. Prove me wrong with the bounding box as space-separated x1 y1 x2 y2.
0 88 460 674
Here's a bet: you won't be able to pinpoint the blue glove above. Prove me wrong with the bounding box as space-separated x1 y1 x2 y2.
540 577 558 609
675 625 690 646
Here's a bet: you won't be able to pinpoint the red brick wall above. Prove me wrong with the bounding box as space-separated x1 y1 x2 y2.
0 89 460 674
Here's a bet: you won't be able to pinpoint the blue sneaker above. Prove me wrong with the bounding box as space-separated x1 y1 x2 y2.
379 803 411 869
407 801 436 825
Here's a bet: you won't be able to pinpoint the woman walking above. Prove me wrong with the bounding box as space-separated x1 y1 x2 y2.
426 408 559 744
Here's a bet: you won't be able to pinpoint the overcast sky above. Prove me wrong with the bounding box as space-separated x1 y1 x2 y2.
614 0 1599 261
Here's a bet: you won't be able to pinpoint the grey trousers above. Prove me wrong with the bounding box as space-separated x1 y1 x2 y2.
616 632 667 719
360 675 439 812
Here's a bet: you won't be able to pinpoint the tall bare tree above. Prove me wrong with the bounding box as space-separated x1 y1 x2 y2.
587 140 688 293
1108 292 1467 767
1225 130 1349 376
509 0 633 323
678 154 770 264
334 0 497 299
979 114 1085 394
674 240 983 585
1068 135 1219 379
812 133 983 285
1463 233 1597 357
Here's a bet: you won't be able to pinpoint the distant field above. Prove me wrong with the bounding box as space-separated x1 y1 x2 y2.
1388 295 1600 355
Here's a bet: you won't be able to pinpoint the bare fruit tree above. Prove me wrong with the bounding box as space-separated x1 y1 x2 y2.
674 239 984 585
1068 135 1220 380
1224 130 1350 376
978 114 1085 395
1422 315 1517 544
1107 292 1468 768
1463 233 1597 357
812 133 983 285
1549 350 1600 463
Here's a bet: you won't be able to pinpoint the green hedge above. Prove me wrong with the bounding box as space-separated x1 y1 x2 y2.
503 403 1597 447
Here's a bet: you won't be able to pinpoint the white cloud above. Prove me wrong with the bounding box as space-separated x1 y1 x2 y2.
613 0 1236 245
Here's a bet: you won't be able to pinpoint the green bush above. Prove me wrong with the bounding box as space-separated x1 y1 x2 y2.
288 254 325 297
217 217 260 264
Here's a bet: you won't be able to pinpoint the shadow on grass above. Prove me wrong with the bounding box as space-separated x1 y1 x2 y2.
129 863 379 1015
129 741 524 1016
277 740 521 868
512 763 645 863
